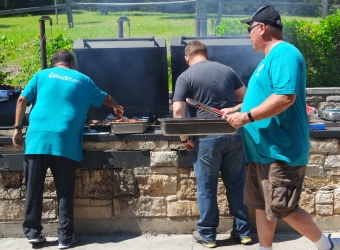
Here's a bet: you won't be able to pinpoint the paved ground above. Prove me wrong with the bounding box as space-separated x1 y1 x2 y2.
1 232 340 250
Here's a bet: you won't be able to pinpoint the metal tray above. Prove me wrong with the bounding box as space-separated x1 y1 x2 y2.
159 118 237 136
318 108 340 121
110 121 146 134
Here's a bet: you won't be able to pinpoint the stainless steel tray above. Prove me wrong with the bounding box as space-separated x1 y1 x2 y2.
318 108 340 121
110 122 146 134
159 118 237 136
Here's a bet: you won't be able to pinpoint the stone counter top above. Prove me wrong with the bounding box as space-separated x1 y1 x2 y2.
0 123 340 145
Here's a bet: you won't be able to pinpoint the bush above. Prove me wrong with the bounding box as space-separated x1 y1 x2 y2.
17 32 74 85
216 11 340 88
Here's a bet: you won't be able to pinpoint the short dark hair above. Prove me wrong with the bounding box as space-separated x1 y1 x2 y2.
52 50 74 67
185 40 208 57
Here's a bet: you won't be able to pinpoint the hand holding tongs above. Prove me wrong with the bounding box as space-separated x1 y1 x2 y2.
186 98 224 117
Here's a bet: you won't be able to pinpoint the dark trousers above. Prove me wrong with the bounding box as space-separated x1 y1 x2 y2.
23 154 76 244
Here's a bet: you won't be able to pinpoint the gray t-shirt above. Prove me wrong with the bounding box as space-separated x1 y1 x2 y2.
173 60 244 118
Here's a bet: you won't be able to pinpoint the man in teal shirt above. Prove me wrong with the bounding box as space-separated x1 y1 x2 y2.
12 50 124 249
226 6 340 250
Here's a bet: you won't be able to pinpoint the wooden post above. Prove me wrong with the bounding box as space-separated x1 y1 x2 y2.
101 0 109 15
54 0 58 24
65 0 74 28
196 0 207 36
322 0 329 19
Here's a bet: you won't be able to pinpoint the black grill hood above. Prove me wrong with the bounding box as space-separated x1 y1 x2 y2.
73 37 169 122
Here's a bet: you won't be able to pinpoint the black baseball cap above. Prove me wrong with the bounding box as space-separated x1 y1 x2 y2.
241 6 283 29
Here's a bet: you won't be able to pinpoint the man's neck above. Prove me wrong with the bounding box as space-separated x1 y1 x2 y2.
54 62 71 69
189 56 207 66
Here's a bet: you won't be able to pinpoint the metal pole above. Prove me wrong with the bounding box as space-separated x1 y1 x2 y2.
65 0 74 28
195 18 200 36
54 0 58 24
117 20 123 38
39 19 47 69
322 0 328 19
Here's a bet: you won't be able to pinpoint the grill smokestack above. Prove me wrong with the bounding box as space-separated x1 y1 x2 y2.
117 16 130 38
39 15 52 69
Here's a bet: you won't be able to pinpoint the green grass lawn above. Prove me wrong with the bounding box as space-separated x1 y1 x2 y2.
0 9 320 86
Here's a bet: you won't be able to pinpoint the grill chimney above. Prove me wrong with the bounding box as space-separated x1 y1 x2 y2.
39 16 52 69
117 16 130 38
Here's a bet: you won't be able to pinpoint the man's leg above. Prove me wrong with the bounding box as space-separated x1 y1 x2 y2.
282 207 322 242
22 155 48 240
49 156 76 245
193 135 221 244
220 134 251 240
256 209 276 248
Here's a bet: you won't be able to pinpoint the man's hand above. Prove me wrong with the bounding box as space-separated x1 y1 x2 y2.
221 107 236 117
114 105 124 117
182 138 195 151
226 112 249 128
12 130 23 150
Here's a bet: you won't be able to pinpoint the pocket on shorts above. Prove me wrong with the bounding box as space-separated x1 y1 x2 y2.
270 175 300 214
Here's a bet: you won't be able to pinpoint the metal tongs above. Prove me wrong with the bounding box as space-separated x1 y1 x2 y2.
186 98 224 117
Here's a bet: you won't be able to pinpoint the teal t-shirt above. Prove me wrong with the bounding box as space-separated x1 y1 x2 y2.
22 67 106 161
241 42 309 166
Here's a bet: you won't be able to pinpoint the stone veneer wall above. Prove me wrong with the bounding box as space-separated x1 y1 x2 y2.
306 87 340 110
1 88 340 237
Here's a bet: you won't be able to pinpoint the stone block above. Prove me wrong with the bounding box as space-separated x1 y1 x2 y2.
150 151 177 167
0 188 20 199
0 199 25 220
299 191 315 214
113 197 167 217
127 141 156 151
325 155 340 169
316 204 333 216
0 172 21 189
74 199 113 219
217 194 229 216
167 201 199 217
178 167 196 178
217 182 226 195
316 191 333 204
334 189 340 214
327 176 340 188
169 141 185 150
176 179 196 200
153 141 170 151
83 141 126 151
318 102 340 110
138 175 177 195
82 169 137 198
306 96 324 102
148 166 178 175
42 177 56 198
303 177 327 189
42 199 57 219
326 96 340 102
305 165 326 178
166 195 178 202
310 138 339 154
308 154 325 167
133 167 151 176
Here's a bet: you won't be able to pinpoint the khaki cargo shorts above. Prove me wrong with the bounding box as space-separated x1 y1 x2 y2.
244 161 306 220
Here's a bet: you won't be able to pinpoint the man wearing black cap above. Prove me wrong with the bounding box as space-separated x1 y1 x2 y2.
225 5 340 250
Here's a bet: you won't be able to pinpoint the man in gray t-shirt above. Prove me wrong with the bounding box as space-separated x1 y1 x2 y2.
172 40 251 248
